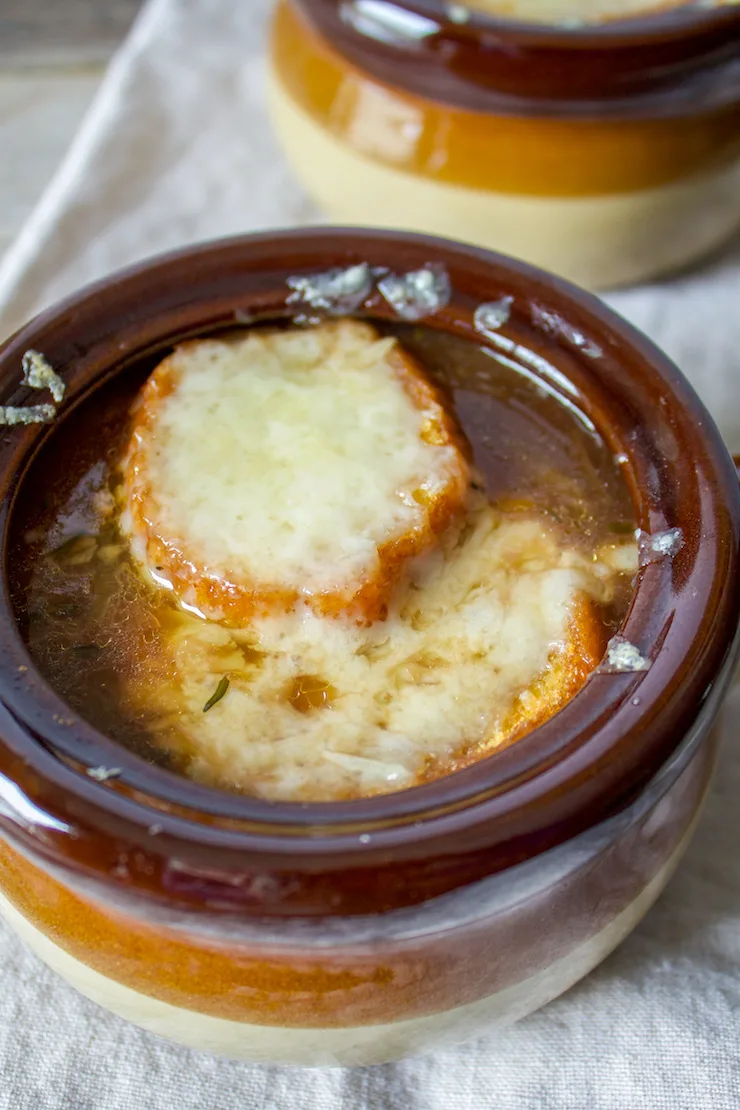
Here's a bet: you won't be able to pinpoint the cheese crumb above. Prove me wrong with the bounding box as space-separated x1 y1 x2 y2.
0 404 56 426
21 350 66 404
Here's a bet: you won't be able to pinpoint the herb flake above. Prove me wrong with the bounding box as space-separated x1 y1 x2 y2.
203 676 230 713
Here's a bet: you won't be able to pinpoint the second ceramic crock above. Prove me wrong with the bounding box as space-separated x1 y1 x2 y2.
269 1 740 288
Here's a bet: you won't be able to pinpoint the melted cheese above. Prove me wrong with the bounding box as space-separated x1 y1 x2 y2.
123 503 631 802
122 322 469 624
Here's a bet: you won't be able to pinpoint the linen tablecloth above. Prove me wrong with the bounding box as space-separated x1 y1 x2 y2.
1 2 739 1106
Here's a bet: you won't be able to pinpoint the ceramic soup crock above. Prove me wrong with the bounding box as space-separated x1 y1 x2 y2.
0 229 738 1066
268 1 740 289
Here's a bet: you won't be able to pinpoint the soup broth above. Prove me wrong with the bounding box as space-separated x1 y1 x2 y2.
10 321 637 802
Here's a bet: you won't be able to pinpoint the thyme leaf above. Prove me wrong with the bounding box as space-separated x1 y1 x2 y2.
203 676 230 713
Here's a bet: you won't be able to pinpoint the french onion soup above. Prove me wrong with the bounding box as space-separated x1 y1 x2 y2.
11 320 637 803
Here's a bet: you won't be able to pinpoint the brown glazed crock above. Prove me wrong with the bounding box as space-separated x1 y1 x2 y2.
0 228 738 1065
268 1 740 289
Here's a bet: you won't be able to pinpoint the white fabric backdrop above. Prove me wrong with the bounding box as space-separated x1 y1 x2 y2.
1 2 739 1106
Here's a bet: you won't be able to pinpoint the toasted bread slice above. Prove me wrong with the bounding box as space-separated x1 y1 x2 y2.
489 594 605 742
121 320 470 625
439 594 606 781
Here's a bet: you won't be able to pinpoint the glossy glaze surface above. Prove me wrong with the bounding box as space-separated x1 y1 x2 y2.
270 3 740 286
273 1 740 197
296 0 740 109
0 716 717 1046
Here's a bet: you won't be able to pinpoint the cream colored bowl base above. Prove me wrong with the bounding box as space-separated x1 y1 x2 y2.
268 73 740 292
0 831 689 1067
